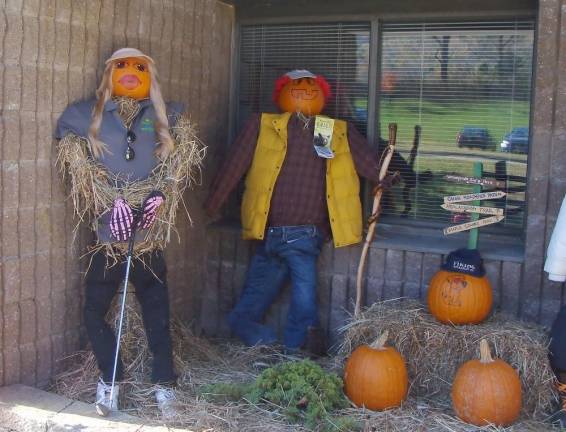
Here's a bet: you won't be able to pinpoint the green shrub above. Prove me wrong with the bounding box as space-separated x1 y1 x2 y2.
200 359 356 431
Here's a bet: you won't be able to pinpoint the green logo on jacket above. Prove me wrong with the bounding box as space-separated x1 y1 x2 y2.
140 118 155 132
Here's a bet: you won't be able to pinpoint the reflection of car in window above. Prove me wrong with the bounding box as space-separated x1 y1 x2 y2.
500 127 529 154
456 127 493 150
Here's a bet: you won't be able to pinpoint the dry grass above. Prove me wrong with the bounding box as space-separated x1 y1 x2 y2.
51 298 560 431
343 400 553 432
51 295 310 431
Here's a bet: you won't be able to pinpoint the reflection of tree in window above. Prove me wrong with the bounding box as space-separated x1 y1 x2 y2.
378 22 534 236
434 35 450 82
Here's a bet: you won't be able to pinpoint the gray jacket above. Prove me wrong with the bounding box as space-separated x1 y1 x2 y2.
56 98 184 243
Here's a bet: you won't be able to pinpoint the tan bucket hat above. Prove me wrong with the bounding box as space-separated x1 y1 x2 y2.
105 48 155 64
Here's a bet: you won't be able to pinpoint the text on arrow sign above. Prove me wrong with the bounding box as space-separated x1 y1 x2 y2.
441 203 504 216
443 190 506 204
443 215 505 235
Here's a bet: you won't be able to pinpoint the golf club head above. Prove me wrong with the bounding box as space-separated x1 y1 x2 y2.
95 402 110 417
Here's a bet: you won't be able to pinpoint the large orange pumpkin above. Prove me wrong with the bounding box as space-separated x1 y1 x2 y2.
427 270 492 324
277 77 326 116
343 331 408 410
452 339 522 426
111 56 151 100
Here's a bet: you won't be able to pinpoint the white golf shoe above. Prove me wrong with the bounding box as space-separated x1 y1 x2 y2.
95 378 119 413
155 386 179 419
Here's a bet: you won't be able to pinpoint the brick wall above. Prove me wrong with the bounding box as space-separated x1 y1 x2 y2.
525 0 566 326
0 0 234 387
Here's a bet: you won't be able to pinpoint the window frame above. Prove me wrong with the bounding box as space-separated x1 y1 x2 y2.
373 19 535 243
230 10 537 260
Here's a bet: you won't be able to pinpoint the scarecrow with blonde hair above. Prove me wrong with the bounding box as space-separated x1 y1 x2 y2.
56 48 204 417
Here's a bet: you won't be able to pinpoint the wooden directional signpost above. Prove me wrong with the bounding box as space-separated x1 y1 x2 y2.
442 162 506 249
443 175 506 189
443 190 506 204
441 203 503 216
443 215 505 235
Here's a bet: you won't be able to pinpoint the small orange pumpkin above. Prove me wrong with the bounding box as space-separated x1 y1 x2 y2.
427 270 493 324
452 339 522 426
381 72 397 93
343 331 408 410
111 56 151 100
277 77 326 116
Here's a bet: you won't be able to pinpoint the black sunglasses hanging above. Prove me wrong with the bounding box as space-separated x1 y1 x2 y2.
125 130 136 161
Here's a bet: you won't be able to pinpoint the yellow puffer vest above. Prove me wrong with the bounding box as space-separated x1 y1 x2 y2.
241 112 362 248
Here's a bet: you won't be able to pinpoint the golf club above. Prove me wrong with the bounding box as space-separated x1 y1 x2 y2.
95 194 155 417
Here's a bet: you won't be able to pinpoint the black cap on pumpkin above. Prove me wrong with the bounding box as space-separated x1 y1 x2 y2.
441 248 485 277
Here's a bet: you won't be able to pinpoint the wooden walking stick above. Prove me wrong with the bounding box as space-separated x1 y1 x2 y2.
401 125 421 217
354 123 398 317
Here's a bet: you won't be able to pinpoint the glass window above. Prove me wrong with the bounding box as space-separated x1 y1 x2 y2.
237 20 535 245
377 21 534 238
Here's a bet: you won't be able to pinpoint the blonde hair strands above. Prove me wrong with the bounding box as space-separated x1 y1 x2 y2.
88 58 175 160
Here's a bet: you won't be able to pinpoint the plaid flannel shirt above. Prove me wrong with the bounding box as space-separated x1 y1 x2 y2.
206 113 381 237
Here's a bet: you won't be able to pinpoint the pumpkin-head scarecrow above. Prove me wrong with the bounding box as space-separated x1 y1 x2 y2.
273 69 331 116
55 47 205 417
206 69 395 355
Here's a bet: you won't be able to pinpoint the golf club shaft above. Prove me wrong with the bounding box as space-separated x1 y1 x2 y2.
108 220 138 406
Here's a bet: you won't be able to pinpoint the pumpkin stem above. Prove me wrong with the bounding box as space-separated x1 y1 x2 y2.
479 339 494 363
370 330 389 350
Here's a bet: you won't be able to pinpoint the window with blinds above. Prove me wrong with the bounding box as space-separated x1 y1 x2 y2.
237 19 535 240
378 21 534 236
239 23 371 135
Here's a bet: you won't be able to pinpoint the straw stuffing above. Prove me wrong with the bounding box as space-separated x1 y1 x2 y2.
51 298 560 431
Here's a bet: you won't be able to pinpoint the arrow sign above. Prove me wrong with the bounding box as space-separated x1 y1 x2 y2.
444 190 506 204
443 215 505 235
444 175 506 188
441 203 504 216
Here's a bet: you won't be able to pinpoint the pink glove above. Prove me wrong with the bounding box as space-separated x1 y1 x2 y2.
139 191 165 229
110 198 133 241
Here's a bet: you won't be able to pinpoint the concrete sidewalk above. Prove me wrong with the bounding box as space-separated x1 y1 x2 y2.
0 384 192 432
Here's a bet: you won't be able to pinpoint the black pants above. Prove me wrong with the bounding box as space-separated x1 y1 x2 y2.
84 250 176 384
550 306 566 375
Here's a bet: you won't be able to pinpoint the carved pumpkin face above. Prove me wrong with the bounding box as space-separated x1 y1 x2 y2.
277 77 326 116
111 57 151 100
427 270 493 325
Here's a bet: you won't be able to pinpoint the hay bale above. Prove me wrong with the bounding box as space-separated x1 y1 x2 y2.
51 296 558 431
343 397 554 432
337 299 557 420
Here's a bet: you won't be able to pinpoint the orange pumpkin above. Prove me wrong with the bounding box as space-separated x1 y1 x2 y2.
277 77 326 116
111 56 151 100
381 72 397 93
343 331 408 410
427 270 492 324
452 339 522 426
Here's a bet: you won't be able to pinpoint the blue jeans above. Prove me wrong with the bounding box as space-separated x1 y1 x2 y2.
227 225 323 350
550 305 566 373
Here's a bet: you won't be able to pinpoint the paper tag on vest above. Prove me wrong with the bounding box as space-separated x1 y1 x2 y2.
313 116 335 159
